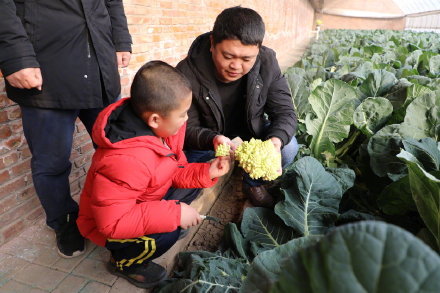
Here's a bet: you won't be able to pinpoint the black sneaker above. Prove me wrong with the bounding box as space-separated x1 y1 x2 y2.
108 259 167 288
55 213 85 258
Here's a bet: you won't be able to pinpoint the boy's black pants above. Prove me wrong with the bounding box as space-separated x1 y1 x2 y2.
105 186 200 270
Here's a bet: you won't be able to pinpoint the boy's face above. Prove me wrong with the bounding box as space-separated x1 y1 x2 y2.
154 93 192 138
210 37 259 83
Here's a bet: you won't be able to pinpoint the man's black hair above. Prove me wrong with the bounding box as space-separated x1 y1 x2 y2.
130 60 192 117
212 6 265 47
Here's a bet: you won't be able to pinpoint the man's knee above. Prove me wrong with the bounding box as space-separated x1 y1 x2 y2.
281 136 299 168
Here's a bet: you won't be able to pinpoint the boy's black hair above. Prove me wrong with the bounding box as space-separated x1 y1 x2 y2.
130 61 192 117
212 6 265 47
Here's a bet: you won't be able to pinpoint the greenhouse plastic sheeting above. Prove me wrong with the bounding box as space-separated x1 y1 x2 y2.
393 0 440 15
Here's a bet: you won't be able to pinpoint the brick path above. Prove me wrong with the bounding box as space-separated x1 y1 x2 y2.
0 216 147 292
0 169 245 293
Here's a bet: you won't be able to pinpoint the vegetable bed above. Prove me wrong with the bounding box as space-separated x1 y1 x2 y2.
155 29 440 293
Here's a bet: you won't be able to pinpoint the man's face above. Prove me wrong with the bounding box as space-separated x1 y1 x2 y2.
210 38 259 83
155 93 192 137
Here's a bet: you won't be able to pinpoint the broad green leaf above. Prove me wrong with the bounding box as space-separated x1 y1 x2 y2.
305 79 360 159
427 78 440 89
400 90 440 140
407 74 432 85
398 150 440 250
274 157 343 236
363 45 384 57
271 221 440 293
241 236 320 293
285 71 311 121
368 124 405 178
388 84 433 124
403 138 440 172
418 52 437 75
418 227 439 251
223 223 249 260
335 209 378 225
156 251 248 293
404 49 423 68
309 78 322 91
398 68 419 78
241 208 297 254
359 69 397 97
377 175 416 215
353 61 374 79
378 138 440 215
325 167 355 194
429 54 440 75
385 78 412 109
353 97 393 136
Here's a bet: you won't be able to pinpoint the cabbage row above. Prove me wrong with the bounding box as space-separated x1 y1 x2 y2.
154 30 440 293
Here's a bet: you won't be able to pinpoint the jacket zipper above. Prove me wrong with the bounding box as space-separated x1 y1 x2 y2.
207 90 225 132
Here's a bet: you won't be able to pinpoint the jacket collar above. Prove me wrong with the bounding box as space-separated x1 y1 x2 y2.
92 98 182 157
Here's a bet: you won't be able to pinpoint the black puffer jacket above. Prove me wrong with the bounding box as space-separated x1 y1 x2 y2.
0 0 132 109
176 32 297 150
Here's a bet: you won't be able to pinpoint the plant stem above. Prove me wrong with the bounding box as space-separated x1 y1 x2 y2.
335 130 361 158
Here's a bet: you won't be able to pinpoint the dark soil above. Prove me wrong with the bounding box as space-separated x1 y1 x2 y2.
185 167 247 252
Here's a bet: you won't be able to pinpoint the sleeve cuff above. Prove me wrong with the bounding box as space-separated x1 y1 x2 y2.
264 130 289 148
114 43 132 53
1 56 40 77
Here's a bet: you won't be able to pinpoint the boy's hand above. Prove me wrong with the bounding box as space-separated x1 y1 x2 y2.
209 156 231 179
180 203 201 229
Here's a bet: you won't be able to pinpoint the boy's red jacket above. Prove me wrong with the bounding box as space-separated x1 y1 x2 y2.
77 98 217 246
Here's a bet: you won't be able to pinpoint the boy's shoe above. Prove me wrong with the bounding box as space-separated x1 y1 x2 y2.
55 213 86 258
108 259 167 288
242 183 275 208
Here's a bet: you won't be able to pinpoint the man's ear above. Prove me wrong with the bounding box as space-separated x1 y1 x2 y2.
210 34 214 52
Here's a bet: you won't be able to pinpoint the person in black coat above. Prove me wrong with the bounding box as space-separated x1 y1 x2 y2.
0 0 132 258
177 6 298 207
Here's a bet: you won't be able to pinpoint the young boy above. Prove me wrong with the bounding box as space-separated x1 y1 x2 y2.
77 61 230 288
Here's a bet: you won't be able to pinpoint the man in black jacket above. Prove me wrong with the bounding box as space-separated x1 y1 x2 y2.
0 0 132 258
177 6 298 207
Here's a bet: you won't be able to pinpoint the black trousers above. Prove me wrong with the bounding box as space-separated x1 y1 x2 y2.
105 186 200 270
20 105 102 230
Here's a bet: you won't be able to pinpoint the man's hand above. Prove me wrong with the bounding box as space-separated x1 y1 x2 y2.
269 137 282 175
269 137 282 152
208 156 231 179
6 68 43 90
213 135 236 151
180 203 202 229
116 52 131 67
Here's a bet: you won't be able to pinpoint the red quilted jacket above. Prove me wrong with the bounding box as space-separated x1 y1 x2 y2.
77 98 217 246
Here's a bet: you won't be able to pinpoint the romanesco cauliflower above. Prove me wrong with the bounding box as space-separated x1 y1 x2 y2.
215 143 231 157
234 138 281 181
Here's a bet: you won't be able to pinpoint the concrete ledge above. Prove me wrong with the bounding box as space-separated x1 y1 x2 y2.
151 168 234 274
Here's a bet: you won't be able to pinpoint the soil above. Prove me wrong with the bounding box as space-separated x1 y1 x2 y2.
185 167 247 252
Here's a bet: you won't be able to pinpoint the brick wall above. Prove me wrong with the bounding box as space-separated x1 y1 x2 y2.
0 0 315 245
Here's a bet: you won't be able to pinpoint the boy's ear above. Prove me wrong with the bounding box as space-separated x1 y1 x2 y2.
141 112 161 129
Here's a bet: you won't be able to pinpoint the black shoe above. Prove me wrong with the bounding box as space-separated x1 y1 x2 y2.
242 183 275 208
55 213 85 258
108 259 167 288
